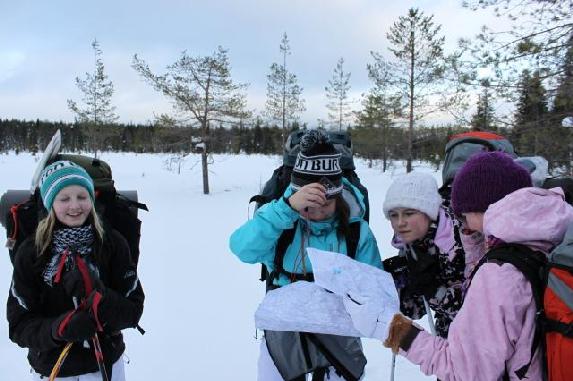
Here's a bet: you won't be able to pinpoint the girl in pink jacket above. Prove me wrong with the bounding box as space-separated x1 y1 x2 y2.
347 151 573 381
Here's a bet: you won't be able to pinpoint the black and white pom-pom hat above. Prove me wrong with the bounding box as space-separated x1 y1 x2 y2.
290 129 343 198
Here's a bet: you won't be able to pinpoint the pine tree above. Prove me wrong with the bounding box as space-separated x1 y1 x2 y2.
462 0 573 95
513 69 548 155
67 39 118 157
132 46 247 194
470 81 496 131
553 34 573 121
265 33 305 144
355 92 393 169
325 58 352 131
384 8 447 172
551 33 573 173
358 58 397 171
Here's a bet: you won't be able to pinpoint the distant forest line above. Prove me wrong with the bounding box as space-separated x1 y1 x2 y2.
1 117 571 176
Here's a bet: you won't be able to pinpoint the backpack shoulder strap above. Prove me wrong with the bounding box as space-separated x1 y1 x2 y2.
345 222 361 260
485 244 546 311
269 220 362 289
472 243 547 380
267 221 299 287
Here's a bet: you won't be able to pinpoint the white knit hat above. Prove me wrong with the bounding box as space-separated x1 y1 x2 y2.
383 172 442 221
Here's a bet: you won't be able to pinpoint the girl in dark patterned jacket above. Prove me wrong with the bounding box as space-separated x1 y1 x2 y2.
7 161 144 380
382 172 465 338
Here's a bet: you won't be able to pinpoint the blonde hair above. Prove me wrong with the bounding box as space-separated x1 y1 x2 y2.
35 204 104 257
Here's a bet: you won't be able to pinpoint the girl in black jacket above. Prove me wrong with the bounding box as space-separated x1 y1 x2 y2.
7 160 144 380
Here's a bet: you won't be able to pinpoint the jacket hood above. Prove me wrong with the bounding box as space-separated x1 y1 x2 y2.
390 206 458 261
514 156 549 187
340 178 366 221
433 207 457 260
484 187 573 253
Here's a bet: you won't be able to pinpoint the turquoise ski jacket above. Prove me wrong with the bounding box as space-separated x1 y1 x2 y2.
230 179 382 287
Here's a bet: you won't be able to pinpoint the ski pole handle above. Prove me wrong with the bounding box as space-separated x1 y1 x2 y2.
422 296 437 336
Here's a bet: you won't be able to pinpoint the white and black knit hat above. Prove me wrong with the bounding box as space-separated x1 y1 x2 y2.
383 172 442 221
291 129 343 198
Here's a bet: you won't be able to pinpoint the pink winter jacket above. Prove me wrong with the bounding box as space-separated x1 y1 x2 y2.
402 187 573 381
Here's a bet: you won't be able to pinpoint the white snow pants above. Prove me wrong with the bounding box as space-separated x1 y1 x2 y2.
257 339 348 381
30 357 125 380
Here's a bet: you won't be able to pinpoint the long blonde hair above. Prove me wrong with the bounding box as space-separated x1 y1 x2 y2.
35 204 104 257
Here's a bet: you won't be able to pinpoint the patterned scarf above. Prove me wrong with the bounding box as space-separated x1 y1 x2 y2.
406 221 439 260
42 225 95 286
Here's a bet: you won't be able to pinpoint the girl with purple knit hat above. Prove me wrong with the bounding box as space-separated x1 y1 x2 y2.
344 151 573 381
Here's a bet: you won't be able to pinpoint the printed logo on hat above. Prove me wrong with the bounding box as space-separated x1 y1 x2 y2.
293 153 342 176
39 161 80 187
290 129 344 198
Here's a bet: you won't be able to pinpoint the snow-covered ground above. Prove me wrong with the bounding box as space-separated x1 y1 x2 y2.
0 152 439 380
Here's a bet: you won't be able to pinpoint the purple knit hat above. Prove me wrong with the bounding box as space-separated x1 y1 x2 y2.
451 151 532 215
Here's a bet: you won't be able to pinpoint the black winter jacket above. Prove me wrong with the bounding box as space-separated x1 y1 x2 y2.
7 228 144 377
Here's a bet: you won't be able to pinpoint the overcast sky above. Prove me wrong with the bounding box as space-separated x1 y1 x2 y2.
0 0 504 126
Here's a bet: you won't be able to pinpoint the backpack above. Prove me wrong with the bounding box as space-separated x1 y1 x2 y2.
470 235 573 381
249 130 369 288
543 177 573 204
1 154 148 266
440 131 517 201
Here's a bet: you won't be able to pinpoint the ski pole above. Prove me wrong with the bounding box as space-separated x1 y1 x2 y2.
422 296 437 336
74 255 109 381
390 353 396 381
92 334 110 381
49 342 73 381
390 285 402 381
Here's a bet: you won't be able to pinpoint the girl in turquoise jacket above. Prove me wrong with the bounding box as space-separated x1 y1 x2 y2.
230 179 381 287
229 129 381 381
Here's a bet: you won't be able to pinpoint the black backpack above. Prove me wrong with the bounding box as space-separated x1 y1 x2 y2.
1 154 148 266
249 130 368 289
542 177 573 204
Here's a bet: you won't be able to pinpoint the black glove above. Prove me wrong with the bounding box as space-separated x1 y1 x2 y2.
383 255 409 289
85 290 107 331
383 255 408 275
62 267 103 299
52 309 97 342
402 251 441 299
